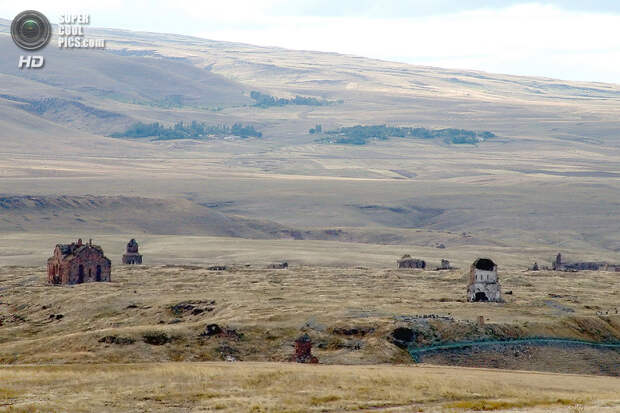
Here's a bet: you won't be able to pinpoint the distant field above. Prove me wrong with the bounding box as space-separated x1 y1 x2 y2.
1 25 620 260
1 230 615 269
0 362 618 412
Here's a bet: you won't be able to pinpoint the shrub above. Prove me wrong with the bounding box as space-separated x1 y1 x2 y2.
142 331 171 345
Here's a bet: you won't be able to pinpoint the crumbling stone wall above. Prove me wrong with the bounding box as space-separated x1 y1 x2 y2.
397 255 426 269
553 252 609 271
564 262 603 271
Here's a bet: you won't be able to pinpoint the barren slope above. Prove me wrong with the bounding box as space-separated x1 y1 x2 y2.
0 17 619 265
0 195 295 238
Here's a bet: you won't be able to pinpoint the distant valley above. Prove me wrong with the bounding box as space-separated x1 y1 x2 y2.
0 18 618 267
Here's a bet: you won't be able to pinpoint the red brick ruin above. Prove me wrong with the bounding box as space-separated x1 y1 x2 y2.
47 239 111 285
294 334 318 364
122 238 143 265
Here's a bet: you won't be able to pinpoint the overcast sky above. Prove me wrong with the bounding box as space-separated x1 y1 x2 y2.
2 1 619 84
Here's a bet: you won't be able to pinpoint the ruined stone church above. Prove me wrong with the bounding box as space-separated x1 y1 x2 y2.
47 239 111 285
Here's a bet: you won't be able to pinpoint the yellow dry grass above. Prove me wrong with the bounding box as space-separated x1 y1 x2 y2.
0 265 618 368
0 362 618 412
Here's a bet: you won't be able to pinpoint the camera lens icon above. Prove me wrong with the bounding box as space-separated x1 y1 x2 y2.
11 10 52 51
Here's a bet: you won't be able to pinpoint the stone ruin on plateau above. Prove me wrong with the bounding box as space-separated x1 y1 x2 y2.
467 258 502 302
397 254 426 269
552 253 619 272
47 238 111 285
122 238 143 265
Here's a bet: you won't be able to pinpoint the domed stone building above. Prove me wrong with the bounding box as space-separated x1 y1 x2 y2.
122 238 143 265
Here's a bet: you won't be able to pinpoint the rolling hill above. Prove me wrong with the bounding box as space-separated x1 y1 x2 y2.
0 16 618 266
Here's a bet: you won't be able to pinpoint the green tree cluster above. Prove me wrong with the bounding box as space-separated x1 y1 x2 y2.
110 121 262 140
250 91 337 108
316 125 495 145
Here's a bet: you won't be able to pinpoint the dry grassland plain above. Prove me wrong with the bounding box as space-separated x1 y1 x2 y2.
0 363 619 413
2 264 618 412
0 265 618 367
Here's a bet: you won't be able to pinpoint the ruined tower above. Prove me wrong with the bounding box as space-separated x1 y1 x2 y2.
553 253 563 271
467 258 502 302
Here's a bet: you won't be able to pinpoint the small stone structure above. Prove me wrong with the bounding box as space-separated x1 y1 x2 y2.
293 334 318 364
47 239 111 285
268 262 288 269
397 255 426 269
440 259 451 270
122 238 143 265
467 258 502 302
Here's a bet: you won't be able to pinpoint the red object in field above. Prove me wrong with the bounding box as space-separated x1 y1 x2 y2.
294 334 318 364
